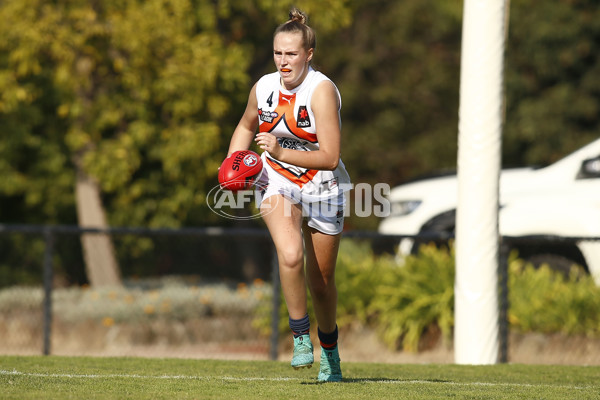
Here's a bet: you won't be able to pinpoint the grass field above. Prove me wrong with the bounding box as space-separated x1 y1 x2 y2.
1 355 599 399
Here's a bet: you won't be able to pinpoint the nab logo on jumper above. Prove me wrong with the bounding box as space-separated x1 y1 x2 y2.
259 109 278 123
297 106 311 128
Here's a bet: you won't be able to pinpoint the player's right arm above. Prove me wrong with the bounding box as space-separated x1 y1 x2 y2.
227 83 259 157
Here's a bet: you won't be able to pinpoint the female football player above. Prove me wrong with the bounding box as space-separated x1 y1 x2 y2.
226 7 351 382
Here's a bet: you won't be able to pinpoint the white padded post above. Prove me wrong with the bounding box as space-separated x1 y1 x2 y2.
455 0 508 365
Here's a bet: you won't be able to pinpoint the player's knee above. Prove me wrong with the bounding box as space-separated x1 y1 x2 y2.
277 247 304 269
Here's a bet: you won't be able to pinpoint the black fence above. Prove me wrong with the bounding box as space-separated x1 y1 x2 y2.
0 223 597 362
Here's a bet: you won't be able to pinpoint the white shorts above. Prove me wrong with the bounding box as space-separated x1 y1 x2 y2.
256 165 346 235
300 194 346 235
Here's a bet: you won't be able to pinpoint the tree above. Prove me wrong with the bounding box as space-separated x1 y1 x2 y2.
312 1 462 188
504 0 600 166
3 0 597 245
316 0 464 229
0 0 353 283
315 0 600 229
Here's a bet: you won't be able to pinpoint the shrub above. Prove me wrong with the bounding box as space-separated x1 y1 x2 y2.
252 239 395 337
0 277 270 324
366 243 455 352
262 239 600 351
508 258 600 337
335 239 398 327
4 241 600 353
253 240 455 353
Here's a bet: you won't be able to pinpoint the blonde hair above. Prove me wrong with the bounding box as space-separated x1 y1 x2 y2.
274 8 316 51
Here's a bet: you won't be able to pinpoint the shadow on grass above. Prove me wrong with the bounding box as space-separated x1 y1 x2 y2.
301 378 451 385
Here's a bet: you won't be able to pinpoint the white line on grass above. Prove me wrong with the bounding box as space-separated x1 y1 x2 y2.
0 369 592 390
0 370 298 382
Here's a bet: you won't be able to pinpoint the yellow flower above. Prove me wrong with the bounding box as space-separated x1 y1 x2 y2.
102 317 115 327
144 304 156 314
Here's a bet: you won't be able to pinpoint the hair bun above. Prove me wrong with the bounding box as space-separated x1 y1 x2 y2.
288 8 307 24
275 8 315 50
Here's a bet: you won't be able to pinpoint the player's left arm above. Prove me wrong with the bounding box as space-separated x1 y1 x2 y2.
228 83 259 156
255 80 341 171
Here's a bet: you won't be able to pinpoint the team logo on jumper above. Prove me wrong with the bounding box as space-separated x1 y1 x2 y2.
296 106 311 128
258 109 278 123
243 153 259 167
278 138 309 151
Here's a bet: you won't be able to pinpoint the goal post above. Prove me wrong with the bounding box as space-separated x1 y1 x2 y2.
455 0 509 364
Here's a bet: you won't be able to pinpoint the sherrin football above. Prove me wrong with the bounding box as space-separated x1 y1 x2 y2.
218 150 263 191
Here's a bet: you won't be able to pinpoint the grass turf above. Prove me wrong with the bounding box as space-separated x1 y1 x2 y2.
1 355 599 399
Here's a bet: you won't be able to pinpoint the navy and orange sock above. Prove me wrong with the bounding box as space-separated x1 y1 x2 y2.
289 314 310 338
318 325 338 350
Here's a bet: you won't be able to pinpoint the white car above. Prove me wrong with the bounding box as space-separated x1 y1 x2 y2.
378 138 600 284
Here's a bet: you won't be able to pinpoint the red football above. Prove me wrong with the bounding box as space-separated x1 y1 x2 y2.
218 150 263 191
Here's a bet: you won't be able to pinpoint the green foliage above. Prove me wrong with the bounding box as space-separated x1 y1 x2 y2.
315 0 600 229
253 240 455 352
3 242 600 354
320 1 463 187
2 0 600 231
508 258 600 337
0 0 354 228
312 0 464 230
255 239 600 353
366 243 455 352
504 0 600 166
1 0 600 280
335 240 398 327
0 234 46 287
321 0 600 189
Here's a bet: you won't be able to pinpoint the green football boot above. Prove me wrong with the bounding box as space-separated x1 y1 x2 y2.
318 346 342 382
291 334 314 369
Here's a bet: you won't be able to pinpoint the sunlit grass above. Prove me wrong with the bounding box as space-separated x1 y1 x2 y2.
1 356 599 400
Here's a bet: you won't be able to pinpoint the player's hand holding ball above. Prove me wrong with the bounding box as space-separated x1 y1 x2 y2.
255 132 281 158
218 150 263 192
